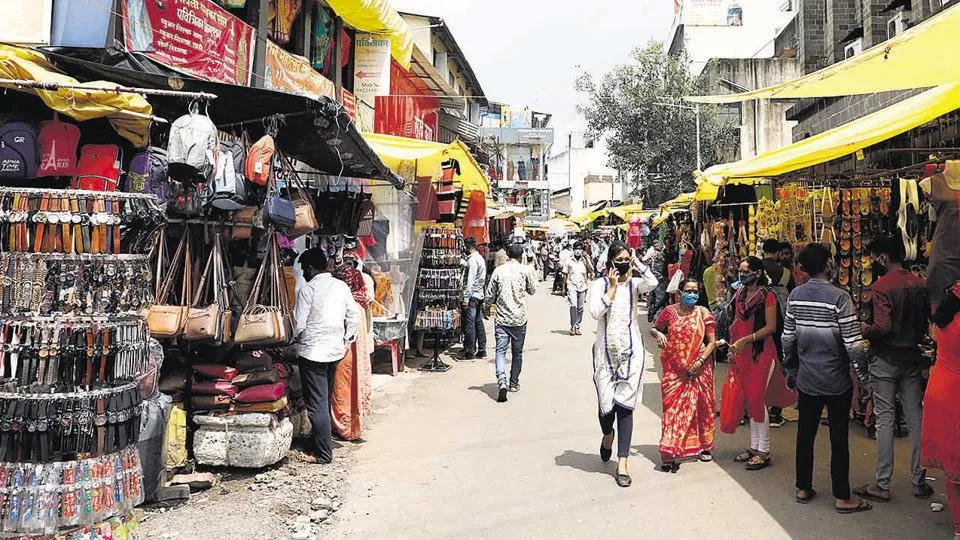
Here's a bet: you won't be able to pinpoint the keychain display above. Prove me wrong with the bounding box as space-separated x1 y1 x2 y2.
0 381 142 462
421 247 461 267
0 254 152 317
0 447 143 534
421 226 461 250
414 306 461 331
0 188 165 256
0 317 150 390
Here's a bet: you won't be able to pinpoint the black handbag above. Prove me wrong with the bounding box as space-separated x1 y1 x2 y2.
169 182 204 217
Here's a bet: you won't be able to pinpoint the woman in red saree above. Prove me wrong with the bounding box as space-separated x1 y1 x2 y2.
922 281 960 540
651 278 718 471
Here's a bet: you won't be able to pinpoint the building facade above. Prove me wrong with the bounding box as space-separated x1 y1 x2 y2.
481 106 554 219
546 132 622 215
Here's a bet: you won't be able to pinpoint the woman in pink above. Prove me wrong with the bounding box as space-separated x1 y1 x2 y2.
922 281 960 540
721 256 779 470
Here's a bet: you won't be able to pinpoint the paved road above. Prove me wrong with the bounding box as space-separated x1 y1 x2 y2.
330 282 954 539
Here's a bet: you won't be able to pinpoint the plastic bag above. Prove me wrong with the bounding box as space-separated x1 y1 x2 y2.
719 369 745 434
164 404 188 469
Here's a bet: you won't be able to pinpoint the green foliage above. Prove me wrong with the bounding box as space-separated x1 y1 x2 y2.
577 41 738 206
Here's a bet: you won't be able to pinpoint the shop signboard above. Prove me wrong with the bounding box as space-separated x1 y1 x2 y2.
264 41 336 100
480 127 555 145
684 0 744 26
353 34 391 130
122 0 256 86
1 1 53 44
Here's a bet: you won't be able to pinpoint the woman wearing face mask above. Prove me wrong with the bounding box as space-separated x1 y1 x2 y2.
721 256 779 471
589 241 658 487
650 278 719 471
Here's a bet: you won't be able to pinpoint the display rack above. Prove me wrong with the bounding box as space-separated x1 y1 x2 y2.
412 227 464 373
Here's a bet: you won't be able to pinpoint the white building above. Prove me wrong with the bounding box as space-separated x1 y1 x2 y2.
547 132 622 215
668 0 797 75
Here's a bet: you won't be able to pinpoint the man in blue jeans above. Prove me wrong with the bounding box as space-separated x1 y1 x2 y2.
486 243 538 402
462 237 487 360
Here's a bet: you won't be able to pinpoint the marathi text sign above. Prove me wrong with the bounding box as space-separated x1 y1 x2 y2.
353 34 391 105
684 0 743 26
264 41 336 100
123 0 255 85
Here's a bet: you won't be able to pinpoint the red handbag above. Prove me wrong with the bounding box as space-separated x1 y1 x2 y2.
193 364 238 381
235 381 287 403
74 144 122 191
192 380 238 397
719 370 745 435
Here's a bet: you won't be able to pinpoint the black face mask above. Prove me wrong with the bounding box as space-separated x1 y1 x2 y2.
614 262 631 275
871 259 888 277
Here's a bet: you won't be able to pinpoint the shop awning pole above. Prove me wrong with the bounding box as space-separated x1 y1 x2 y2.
0 77 218 100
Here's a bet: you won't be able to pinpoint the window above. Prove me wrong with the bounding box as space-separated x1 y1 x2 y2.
585 139 595 149
887 12 906 38
844 38 863 59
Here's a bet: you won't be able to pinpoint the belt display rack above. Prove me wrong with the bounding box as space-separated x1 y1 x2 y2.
412 227 464 373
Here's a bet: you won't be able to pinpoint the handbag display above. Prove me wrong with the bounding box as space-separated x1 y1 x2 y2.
184 233 233 344
191 394 232 410
232 368 282 388
230 396 287 413
191 380 238 397
74 144 122 191
278 152 318 238
234 231 294 346
234 350 273 371
147 231 192 338
193 364 239 381
234 381 287 403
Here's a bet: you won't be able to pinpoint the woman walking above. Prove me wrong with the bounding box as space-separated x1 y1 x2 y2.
588 242 658 487
721 256 779 471
650 278 719 471
922 281 960 540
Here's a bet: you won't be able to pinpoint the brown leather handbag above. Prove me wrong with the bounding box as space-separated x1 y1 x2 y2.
231 206 258 240
234 230 293 345
184 232 232 344
279 152 318 239
148 232 192 338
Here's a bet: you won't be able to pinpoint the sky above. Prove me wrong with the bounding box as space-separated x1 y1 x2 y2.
392 0 676 141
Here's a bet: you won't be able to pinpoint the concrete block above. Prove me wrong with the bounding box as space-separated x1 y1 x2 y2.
193 413 293 468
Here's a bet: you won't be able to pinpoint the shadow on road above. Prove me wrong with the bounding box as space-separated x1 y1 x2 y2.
468 383 501 401
554 450 614 477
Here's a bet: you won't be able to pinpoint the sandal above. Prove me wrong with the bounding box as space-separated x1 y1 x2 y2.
745 454 771 470
699 451 713 463
660 461 676 472
796 488 817 504
836 499 873 514
734 449 756 463
853 484 890 503
616 473 632 488
600 432 614 463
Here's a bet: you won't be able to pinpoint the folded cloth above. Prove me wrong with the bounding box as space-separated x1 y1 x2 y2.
232 368 281 389
193 364 238 381
192 380 238 397
191 394 232 410
229 396 288 413
235 382 287 404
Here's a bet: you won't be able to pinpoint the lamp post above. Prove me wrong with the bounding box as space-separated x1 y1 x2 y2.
653 100 702 171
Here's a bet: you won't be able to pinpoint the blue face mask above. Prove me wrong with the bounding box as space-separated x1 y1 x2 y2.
681 292 699 306
731 280 743 291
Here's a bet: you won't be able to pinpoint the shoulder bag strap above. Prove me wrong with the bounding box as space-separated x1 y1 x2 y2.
153 229 167 297
244 231 272 312
192 241 217 308
156 233 186 304
179 234 193 307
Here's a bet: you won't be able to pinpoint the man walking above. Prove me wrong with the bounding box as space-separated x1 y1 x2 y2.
486 243 538 402
762 239 793 428
854 237 934 502
293 248 363 464
782 243 872 513
565 242 590 335
462 237 487 360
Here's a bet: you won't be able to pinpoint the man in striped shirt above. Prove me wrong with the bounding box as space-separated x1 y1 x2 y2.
782 242 872 513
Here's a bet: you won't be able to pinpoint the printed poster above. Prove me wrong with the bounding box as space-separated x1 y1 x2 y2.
264 40 336 100
122 0 256 85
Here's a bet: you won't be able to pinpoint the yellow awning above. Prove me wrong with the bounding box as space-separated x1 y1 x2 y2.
694 178 766 202
0 45 152 146
361 133 489 193
696 83 960 197
607 204 649 221
688 4 960 104
325 0 414 69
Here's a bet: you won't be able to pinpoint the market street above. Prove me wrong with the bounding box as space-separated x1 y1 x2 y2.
329 283 955 539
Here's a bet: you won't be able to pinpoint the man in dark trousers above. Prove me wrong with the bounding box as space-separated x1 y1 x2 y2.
854 236 934 502
762 238 794 427
462 237 487 360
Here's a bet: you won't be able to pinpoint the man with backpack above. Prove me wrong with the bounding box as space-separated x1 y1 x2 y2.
762 239 794 427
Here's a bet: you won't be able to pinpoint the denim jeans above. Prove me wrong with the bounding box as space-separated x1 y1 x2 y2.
870 356 925 489
463 297 486 357
568 289 586 328
495 324 526 388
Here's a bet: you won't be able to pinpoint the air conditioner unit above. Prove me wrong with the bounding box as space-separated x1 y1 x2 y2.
844 38 863 59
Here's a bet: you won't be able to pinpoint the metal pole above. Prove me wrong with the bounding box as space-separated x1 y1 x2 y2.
695 104 702 172
567 132 572 211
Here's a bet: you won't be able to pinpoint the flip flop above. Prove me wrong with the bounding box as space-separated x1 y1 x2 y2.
796 488 817 504
836 499 873 514
853 484 891 503
734 449 756 463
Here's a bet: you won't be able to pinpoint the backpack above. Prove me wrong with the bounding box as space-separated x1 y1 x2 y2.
38 114 80 176
209 141 247 210
167 109 218 181
245 134 274 186
0 122 40 179
74 144 122 191
123 147 170 204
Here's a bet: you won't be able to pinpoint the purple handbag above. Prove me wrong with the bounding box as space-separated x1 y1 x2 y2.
263 195 295 229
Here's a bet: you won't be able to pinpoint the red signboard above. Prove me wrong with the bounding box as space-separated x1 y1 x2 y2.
374 60 439 141
123 0 256 86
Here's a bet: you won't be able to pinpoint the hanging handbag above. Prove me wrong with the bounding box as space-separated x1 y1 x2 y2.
147 232 192 338
234 231 291 345
262 155 296 229
278 152 318 238
184 232 233 343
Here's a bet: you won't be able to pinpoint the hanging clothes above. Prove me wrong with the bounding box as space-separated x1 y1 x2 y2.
269 0 302 44
415 177 440 222
462 191 489 244
437 157 461 223
926 167 960 307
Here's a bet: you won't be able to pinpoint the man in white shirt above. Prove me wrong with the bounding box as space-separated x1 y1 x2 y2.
565 242 590 335
294 248 363 464
462 237 487 360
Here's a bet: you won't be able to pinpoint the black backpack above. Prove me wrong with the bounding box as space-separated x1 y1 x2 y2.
0 122 40 178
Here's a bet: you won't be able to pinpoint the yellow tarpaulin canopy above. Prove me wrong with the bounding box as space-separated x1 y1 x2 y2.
694 178 765 201
652 192 695 227
695 83 960 199
688 4 960 104
608 204 653 221
325 0 414 69
361 133 489 193
0 45 152 146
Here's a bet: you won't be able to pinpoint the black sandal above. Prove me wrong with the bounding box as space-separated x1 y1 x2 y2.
660 461 676 472
796 488 817 504
600 432 614 463
699 451 713 462
734 449 756 463
745 454 771 470
836 499 873 514
616 473 632 487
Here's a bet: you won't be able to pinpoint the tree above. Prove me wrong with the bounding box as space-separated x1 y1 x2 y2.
576 41 738 207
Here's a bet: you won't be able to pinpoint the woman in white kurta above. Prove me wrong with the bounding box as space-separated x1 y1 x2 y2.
589 241 659 487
